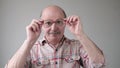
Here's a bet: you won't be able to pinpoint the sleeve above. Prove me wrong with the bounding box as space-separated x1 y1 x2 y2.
4 56 32 68
24 56 32 68
78 41 105 68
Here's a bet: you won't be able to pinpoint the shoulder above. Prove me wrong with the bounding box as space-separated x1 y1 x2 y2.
30 40 42 53
65 37 80 44
64 37 82 47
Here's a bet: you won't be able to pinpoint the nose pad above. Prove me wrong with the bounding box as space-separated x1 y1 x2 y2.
50 23 58 30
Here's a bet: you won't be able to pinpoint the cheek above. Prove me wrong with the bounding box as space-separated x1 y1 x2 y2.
59 27 65 34
45 30 50 34
42 27 49 35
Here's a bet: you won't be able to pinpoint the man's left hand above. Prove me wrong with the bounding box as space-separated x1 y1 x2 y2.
65 15 84 36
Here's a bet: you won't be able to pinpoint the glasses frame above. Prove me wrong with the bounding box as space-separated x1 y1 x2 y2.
43 19 65 28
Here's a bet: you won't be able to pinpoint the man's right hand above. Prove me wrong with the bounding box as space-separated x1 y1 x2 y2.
26 19 43 45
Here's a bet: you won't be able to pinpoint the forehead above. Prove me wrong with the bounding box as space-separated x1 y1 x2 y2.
41 6 65 20
44 18 63 22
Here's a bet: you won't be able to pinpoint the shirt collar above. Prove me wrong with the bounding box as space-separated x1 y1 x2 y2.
41 35 66 46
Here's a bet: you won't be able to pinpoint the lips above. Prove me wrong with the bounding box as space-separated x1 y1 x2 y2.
49 31 60 35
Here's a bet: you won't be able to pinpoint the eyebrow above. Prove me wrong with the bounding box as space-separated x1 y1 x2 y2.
44 18 64 21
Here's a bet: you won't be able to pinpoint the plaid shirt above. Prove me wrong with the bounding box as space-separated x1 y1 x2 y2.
24 36 104 68
5 36 104 68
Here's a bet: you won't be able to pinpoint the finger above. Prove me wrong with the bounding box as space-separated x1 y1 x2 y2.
33 22 40 31
73 16 77 22
63 18 67 22
38 19 44 25
73 16 79 22
67 16 72 25
26 25 32 32
65 17 71 26
68 16 75 25
29 20 37 32
26 24 35 32
32 19 40 23
32 19 41 31
37 19 44 29
31 23 37 32
69 16 74 23
72 16 78 25
70 16 79 25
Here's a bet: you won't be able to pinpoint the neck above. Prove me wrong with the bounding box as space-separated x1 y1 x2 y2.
49 40 59 45
45 35 64 46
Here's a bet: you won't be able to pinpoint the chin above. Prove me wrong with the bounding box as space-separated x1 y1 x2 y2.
49 34 60 39
50 35 58 38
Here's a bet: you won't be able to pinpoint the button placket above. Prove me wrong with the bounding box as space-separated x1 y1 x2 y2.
55 49 58 52
55 61 58 64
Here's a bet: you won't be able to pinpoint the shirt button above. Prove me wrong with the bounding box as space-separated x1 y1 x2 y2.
55 61 58 64
55 49 58 51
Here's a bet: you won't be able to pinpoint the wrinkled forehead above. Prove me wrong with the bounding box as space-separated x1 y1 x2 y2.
41 6 66 20
44 18 64 22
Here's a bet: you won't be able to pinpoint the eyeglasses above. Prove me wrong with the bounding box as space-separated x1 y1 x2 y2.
43 19 65 28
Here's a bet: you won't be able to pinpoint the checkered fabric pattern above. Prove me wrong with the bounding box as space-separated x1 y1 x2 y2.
24 36 104 68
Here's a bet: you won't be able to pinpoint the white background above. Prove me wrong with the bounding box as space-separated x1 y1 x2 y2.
0 0 120 68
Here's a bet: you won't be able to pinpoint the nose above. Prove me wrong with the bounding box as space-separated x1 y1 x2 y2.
50 23 58 30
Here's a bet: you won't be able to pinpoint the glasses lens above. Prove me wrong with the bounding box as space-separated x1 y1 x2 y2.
56 20 64 26
43 19 64 28
44 20 52 27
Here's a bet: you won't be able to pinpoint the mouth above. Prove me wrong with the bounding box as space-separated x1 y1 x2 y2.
48 31 61 35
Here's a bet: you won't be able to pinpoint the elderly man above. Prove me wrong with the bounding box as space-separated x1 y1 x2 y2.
6 5 105 68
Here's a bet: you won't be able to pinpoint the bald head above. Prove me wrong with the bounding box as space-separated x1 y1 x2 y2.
41 5 66 19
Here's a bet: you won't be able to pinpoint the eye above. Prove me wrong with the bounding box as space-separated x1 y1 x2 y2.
56 20 63 25
45 21 52 25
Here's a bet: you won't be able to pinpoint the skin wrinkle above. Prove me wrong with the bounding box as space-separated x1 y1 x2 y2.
41 5 66 46
6 5 105 68
40 5 66 18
